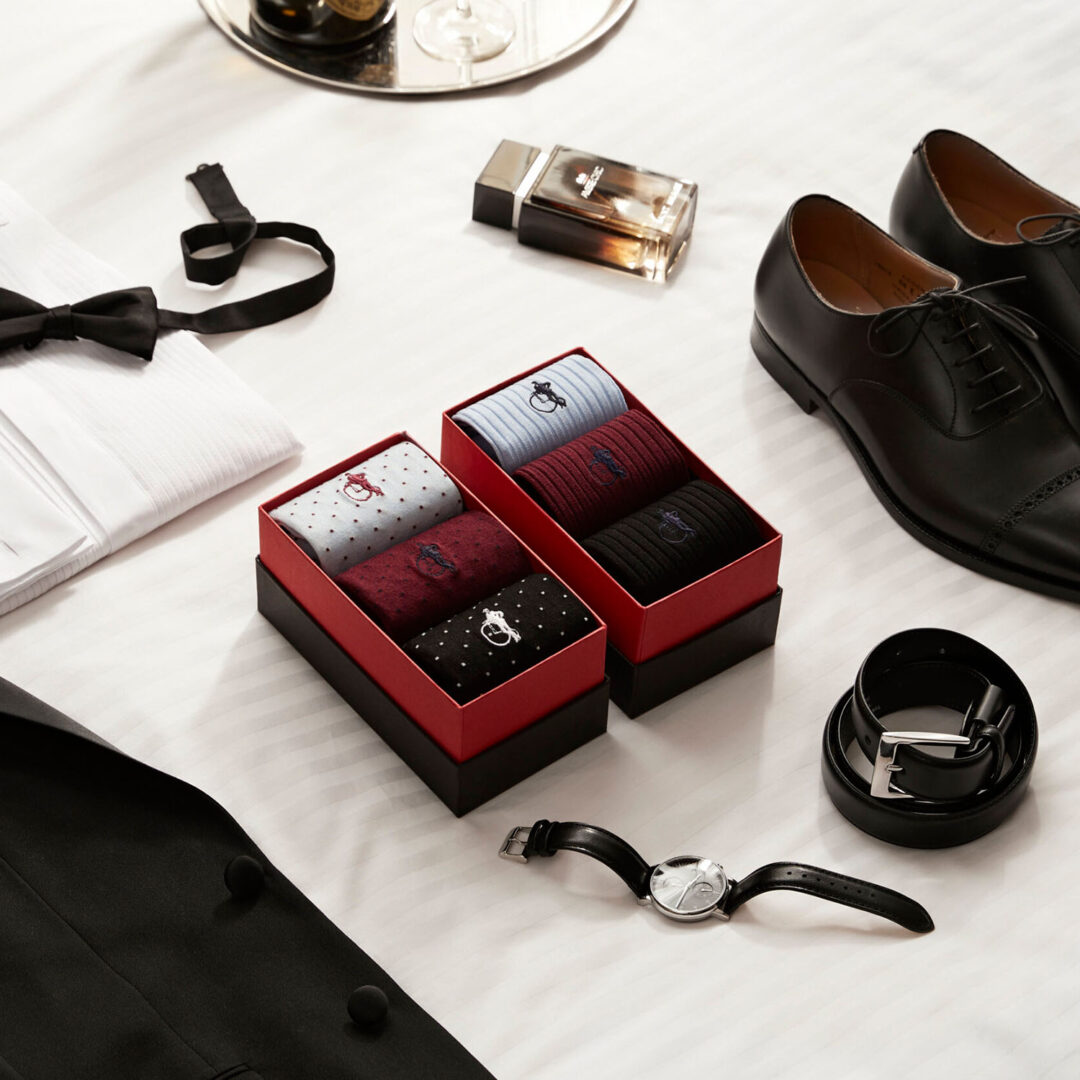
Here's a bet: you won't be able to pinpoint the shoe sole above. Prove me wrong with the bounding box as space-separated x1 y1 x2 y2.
750 314 1080 604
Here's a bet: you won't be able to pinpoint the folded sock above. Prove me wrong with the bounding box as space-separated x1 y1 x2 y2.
583 479 761 604
404 573 596 703
334 511 531 642
453 353 627 473
270 440 463 574
514 409 690 537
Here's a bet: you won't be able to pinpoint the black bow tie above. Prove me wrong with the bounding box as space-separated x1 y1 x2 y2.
0 286 160 361
0 164 334 363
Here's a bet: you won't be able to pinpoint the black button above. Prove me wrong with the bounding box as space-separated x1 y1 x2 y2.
348 985 388 1028
224 855 265 901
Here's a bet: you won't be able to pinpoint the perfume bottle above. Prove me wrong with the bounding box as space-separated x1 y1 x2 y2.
251 0 395 49
472 140 698 282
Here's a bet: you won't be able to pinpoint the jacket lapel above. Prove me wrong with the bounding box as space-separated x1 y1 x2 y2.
0 675 116 751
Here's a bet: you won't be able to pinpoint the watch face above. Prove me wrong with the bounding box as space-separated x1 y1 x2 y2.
649 857 729 921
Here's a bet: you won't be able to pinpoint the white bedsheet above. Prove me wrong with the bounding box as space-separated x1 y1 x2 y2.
2 3 1079 1077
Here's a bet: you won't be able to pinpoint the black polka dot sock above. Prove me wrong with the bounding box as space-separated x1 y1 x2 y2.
404 573 596 704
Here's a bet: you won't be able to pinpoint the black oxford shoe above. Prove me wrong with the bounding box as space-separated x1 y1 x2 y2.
752 194 1080 602
891 129 1080 431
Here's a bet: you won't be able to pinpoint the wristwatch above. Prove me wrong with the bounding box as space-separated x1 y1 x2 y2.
500 819 933 932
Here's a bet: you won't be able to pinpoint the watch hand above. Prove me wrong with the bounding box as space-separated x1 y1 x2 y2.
676 871 704 908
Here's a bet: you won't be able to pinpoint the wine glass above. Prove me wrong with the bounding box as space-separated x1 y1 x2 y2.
412 0 516 63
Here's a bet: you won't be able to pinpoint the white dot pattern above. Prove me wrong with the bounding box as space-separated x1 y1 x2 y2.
270 440 463 574
404 574 595 703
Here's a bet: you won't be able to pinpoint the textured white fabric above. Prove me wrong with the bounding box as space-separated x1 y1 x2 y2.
3 3 1080 1079
0 449 88 601
270 439 463 572
0 181 300 614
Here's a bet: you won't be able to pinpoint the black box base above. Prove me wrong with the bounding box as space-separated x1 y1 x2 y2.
255 559 609 816
607 589 782 718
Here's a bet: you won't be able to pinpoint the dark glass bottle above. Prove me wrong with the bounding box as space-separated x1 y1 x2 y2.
473 140 699 282
251 0 395 49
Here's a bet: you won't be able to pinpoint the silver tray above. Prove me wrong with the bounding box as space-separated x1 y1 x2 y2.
197 0 636 95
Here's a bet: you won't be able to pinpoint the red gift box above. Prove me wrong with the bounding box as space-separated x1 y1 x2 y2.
440 348 782 708
258 432 607 763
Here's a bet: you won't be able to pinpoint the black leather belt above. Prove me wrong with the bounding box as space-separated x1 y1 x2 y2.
822 629 1037 848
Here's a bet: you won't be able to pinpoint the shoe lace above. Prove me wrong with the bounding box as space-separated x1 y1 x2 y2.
867 277 1037 415
1017 211 1080 246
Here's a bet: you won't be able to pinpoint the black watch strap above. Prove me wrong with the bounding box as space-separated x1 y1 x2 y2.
507 819 651 897
720 862 933 933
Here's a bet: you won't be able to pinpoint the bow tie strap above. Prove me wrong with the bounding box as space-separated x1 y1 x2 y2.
157 163 335 338
181 162 258 285
0 164 335 361
159 219 336 337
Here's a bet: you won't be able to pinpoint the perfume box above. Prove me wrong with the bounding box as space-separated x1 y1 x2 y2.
256 433 610 814
440 349 783 717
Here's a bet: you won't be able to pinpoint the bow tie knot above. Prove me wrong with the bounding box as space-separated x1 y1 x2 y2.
39 304 75 345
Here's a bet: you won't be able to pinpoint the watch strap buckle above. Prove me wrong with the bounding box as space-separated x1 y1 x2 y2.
870 731 971 799
499 826 532 862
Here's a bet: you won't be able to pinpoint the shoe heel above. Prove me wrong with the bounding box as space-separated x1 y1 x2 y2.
750 316 820 414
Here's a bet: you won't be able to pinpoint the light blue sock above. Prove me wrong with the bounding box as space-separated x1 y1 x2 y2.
454 353 627 473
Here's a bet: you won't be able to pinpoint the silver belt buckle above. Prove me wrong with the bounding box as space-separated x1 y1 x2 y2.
499 826 532 862
870 731 971 799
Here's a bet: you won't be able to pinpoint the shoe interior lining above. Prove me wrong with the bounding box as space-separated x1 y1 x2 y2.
924 132 1074 244
791 198 952 314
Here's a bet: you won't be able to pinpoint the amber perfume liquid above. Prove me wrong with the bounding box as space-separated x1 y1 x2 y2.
473 140 698 281
251 0 395 48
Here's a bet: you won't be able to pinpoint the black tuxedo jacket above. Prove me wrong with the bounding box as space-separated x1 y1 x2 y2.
0 678 495 1080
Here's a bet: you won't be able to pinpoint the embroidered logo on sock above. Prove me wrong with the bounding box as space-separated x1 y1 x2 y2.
416 542 457 578
342 471 384 504
528 380 568 414
588 446 628 486
480 607 521 647
657 508 695 544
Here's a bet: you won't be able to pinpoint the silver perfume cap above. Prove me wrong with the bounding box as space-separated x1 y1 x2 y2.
473 139 544 230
